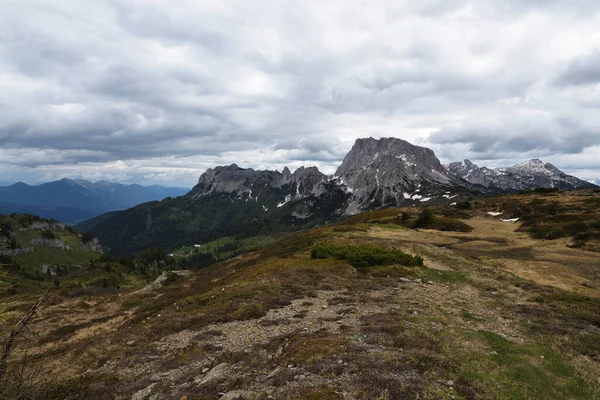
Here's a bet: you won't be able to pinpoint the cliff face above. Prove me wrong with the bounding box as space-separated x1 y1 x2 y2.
190 164 328 201
334 137 471 214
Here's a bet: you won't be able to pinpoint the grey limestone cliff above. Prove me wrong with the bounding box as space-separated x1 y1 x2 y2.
334 137 471 214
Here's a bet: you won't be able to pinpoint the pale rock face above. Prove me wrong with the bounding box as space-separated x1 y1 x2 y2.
446 159 596 191
334 137 471 213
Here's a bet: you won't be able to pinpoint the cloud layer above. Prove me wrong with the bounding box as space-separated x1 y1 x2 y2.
1 0 599 186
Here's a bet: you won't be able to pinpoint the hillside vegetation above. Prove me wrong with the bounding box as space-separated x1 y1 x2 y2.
1 190 599 399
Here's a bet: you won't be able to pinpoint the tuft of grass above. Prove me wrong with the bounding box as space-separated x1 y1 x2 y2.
461 311 475 319
229 302 265 320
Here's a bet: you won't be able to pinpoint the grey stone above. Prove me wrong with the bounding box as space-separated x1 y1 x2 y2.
218 390 256 400
195 363 231 386
131 383 156 400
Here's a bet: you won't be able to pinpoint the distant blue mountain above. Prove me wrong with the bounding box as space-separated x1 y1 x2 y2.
0 202 98 225
0 179 189 224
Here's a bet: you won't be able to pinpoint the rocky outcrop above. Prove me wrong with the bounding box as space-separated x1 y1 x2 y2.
134 270 193 294
20 221 66 231
81 237 104 253
446 159 597 191
29 238 71 250
0 247 33 256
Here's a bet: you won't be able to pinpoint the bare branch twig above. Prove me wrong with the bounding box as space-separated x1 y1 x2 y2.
0 284 53 381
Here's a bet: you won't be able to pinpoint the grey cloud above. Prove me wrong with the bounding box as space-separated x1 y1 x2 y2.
555 50 600 86
1 0 600 185
429 115 600 158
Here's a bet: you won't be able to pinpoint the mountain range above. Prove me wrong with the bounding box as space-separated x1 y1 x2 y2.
0 179 189 224
77 137 596 256
446 159 595 191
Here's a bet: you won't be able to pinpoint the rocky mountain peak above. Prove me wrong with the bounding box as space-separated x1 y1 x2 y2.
334 137 470 214
462 159 476 168
512 159 561 175
335 137 441 178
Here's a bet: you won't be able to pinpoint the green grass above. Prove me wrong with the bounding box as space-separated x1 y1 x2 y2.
10 225 101 273
16 247 97 272
459 330 598 399
172 235 279 262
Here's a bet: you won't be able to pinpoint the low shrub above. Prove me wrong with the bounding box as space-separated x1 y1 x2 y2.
410 209 473 232
41 230 57 240
311 243 423 268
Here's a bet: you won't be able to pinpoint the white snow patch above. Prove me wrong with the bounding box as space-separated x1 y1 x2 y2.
277 194 292 208
403 192 411 199
419 197 432 202
411 194 423 200
502 218 520 222
262 205 268 212
450 202 457 206
396 154 416 167
487 212 503 217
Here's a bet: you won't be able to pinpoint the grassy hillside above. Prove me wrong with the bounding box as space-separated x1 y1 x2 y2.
76 187 349 256
1 191 599 399
0 214 183 302
0 213 102 278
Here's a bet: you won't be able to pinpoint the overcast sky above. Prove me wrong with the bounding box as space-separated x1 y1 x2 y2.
1 0 600 187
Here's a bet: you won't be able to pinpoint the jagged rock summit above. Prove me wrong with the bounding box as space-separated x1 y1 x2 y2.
190 163 329 201
334 137 471 214
446 158 596 191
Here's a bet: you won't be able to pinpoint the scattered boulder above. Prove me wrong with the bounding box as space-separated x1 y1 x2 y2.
135 270 193 294
195 363 231 386
218 390 257 400
131 383 156 400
